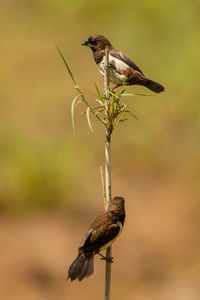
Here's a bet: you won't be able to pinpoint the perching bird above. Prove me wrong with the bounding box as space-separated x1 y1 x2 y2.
67 196 125 281
82 34 164 93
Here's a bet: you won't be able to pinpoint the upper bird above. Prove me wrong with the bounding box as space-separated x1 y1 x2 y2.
82 34 164 93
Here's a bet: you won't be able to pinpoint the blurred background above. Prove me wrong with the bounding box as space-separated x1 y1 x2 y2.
0 0 200 299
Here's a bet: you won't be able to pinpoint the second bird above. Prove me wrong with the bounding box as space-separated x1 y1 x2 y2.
67 196 125 281
82 34 164 93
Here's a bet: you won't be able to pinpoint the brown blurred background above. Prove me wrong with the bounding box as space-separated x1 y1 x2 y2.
0 1 200 299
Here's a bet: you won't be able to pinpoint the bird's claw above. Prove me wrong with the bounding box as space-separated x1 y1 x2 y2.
97 252 113 263
113 84 121 90
101 256 113 263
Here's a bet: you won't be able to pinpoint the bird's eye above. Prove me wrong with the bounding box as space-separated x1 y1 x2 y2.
90 39 96 45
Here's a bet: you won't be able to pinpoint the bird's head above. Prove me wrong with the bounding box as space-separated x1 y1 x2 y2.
82 34 112 52
111 196 125 206
108 196 125 215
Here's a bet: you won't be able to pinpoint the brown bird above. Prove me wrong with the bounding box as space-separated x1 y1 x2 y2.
67 196 125 281
82 34 164 93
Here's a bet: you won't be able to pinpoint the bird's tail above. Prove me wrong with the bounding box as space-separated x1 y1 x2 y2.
141 78 164 93
67 252 94 281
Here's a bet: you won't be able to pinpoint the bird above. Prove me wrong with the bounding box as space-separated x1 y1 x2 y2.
67 196 125 281
82 34 164 93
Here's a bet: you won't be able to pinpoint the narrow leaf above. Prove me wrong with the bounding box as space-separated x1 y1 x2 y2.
106 90 119 100
80 111 86 117
121 93 152 97
86 107 93 133
95 83 103 100
71 95 80 133
124 110 138 119
56 46 77 85
95 109 104 116
96 98 104 106
118 88 126 97
119 118 128 122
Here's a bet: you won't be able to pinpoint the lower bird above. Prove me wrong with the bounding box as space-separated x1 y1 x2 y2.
67 196 125 281
82 34 164 93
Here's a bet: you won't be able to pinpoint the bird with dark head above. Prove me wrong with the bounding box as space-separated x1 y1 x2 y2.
82 34 164 93
67 196 125 281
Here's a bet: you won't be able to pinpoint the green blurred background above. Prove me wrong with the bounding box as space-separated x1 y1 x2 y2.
0 0 200 299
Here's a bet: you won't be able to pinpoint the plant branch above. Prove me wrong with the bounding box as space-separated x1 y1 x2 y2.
100 166 106 207
104 46 112 300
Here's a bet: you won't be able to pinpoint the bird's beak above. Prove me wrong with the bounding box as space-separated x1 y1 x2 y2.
81 39 90 47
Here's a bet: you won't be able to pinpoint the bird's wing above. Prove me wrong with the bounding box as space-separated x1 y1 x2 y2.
79 228 93 248
109 47 144 75
79 211 120 253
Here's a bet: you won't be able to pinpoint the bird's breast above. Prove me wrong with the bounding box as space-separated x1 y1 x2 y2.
97 55 128 85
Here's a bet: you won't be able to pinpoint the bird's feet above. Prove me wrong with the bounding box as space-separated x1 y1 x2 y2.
97 252 113 263
112 84 121 91
110 87 116 94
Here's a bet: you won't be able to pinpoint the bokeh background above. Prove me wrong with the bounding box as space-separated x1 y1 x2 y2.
0 1 200 299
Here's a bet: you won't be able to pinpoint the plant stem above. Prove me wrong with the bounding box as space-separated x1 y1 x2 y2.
105 132 112 300
104 46 112 300
105 133 111 209
100 166 106 207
